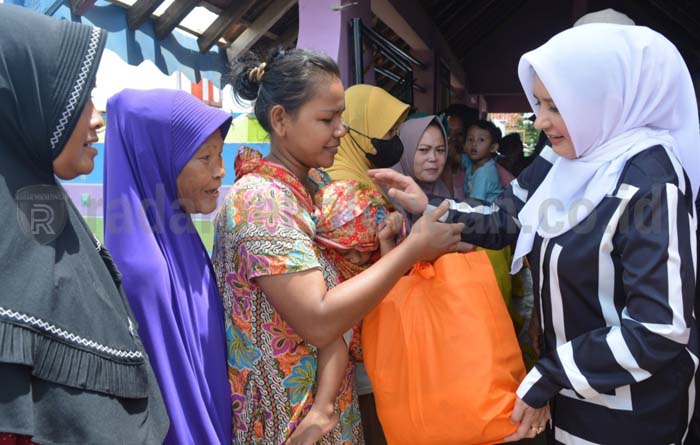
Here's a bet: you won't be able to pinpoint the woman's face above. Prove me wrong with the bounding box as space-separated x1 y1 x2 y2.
53 98 103 179
274 76 347 170
532 75 575 159
176 130 225 214
413 125 447 183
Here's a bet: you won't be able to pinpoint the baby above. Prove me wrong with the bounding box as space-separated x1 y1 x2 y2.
286 179 403 445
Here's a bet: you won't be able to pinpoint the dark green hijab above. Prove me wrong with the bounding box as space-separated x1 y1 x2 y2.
0 4 167 442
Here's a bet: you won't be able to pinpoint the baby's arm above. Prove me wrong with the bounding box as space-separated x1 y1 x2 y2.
378 211 404 257
286 338 347 444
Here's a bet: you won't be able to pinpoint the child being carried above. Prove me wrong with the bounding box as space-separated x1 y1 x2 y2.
285 179 403 445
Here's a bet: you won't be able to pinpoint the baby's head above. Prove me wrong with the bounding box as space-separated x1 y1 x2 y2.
337 248 373 267
314 180 387 271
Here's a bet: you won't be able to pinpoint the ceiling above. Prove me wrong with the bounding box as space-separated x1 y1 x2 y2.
76 0 298 55
74 0 700 112
416 0 700 111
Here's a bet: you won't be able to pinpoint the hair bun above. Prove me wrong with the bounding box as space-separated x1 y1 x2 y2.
229 52 263 102
248 62 267 83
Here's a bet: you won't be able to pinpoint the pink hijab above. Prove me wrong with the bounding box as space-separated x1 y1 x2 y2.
393 115 452 198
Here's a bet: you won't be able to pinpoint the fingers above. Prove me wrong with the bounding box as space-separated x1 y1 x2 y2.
426 200 450 221
387 188 411 203
455 242 474 253
368 169 409 188
503 415 535 442
368 168 401 180
389 212 403 227
510 399 526 424
386 214 400 232
504 400 548 442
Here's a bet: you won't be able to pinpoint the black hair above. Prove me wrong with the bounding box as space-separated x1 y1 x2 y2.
499 132 523 156
443 103 479 128
468 119 502 145
228 47 341 133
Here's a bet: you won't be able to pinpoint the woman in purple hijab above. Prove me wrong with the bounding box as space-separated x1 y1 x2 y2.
103 88 232 445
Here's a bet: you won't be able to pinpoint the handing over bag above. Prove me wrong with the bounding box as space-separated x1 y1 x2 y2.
362 251 526 445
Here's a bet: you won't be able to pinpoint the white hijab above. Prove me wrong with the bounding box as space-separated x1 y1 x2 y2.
512 23 700 273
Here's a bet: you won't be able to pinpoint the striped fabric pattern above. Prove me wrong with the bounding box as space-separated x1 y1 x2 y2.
434 146 698 444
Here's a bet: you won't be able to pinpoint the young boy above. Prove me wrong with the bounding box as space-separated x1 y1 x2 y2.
463 120 505 203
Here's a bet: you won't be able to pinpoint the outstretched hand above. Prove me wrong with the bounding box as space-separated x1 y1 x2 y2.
404 200 471 262
368 168 428 214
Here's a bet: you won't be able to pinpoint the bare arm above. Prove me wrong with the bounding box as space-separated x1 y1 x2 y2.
256 202 468 348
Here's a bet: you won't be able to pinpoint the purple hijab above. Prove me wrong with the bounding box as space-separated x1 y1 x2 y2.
393 115 452 198
103 89 232 445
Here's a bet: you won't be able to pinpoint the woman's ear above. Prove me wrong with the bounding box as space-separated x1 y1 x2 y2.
269 105 287 137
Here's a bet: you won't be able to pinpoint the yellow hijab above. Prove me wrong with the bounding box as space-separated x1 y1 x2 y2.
324 84 409 199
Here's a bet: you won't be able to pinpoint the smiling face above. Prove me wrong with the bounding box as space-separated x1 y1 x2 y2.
176 130 225 214
413 124 447 183
270 75 347 174
532 75 575 159
53 98 104 179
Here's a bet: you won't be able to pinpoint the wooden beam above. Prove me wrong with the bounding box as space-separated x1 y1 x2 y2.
155 0 199 40
226 0 297 61
238 19 279 40
458 0 527 57
70 0 96 16
197 1 254 53
128 0 165 30
444 0 498 43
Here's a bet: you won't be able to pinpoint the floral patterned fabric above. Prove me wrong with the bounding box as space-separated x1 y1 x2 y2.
313 179 391 362
212 147 363 444
313 179 387 283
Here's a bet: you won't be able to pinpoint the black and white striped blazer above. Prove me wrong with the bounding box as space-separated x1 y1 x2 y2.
432 145 698 445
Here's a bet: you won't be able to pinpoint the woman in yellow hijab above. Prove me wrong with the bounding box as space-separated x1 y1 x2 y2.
324 84 409 201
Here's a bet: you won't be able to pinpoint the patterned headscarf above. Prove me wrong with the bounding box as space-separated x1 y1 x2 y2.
314 180 388 281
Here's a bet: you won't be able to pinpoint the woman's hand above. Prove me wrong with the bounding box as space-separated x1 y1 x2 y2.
403 200 470 262
368 168 429 214
502 397 550 442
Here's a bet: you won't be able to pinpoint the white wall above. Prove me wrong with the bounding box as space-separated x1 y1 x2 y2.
94 48 252 114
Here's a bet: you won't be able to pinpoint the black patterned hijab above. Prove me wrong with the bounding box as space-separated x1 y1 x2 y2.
0 5 167 441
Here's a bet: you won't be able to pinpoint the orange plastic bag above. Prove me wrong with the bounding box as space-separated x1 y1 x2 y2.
362 251 526 445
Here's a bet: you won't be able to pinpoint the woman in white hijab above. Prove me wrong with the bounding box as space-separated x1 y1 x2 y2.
370 23 699 444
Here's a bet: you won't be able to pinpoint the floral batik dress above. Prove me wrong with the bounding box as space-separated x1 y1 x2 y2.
211 147 363 445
